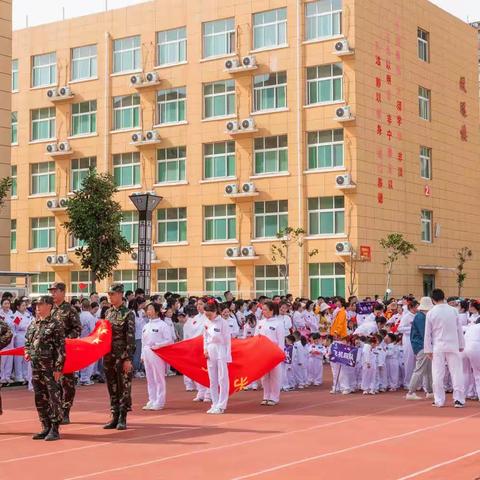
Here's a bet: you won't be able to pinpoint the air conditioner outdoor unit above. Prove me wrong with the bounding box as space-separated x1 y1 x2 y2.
131 132 144 143
46 143 58 153
47 199 59 209
46 255 57 264
58 86 72 97
225 247 240 258
242 55 257 68
225 57 241 70
145 71 159 83
58 141 71 152
334 39 353 55
130 74 144 85
47 88 58 98
241 118 256 130
145 130 160 142
335 241 352 256
131 251 138 261
225 184 239 195
56 254 69 264
241 246 255 257
335 174 353 188
226 120 240 132
335 106 353 120
241 182 256 194
59 197 69 208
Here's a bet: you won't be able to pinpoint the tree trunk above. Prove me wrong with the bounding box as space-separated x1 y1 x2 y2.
385 261 393 300
90 270 96 294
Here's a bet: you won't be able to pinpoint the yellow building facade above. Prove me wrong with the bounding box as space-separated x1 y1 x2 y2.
10 0 480 298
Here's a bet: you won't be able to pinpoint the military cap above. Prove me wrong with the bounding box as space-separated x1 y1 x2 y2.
47 282 66 292
108 284 125 294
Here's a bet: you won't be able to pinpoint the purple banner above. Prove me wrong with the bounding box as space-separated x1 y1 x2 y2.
330 342 358 367
356 301 375 315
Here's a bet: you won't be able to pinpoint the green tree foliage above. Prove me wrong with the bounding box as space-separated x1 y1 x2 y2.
456 247 473 297
0 177 12 209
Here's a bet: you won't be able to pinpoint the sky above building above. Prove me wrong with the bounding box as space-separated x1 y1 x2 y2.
11 0 480 29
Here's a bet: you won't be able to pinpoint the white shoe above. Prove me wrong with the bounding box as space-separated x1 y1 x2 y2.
142 403 153 410
425 393 434 399
203 397 212 403
207 407 218 414
406 393 422 401
342 390 351 395
150 405 164 411
193 396 204 402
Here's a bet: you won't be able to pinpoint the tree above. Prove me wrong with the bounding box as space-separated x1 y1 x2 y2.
63 169 132 291
379 233 416 300
270 227 318 296
0 176 12 209
456 247 473 297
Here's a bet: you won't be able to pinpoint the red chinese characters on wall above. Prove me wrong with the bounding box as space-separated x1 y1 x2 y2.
459 77 468 142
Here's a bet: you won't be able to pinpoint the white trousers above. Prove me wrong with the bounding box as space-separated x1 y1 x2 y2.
376 365 388 390
283 364 295 389
13 335 29 381
207 357 229 410
339 365 354 391
331 362 341 392
293 363 307 387
183 375 195 391
361 365 376 391
386 358 400 389
143 349 167 408
262 364 282 403
308 359 323 385
0 338 14 381
465 348 480 399
80 363 95 383
432 352 465 406
403 335 415 386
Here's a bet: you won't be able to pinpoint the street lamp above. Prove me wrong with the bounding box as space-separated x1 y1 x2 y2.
129 192 162 296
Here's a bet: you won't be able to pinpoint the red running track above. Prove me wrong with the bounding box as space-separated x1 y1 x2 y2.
0 372 479 480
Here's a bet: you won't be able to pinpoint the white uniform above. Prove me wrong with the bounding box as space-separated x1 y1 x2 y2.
204 316 232 411
463 322 480 400
361 343 377 393
0 310 15 382
79 310 97 383
424 303 466 406
279 314 292 335
307 343 325 385
12 311 32 382
397 310 416 386
282 344 295 390
292 340 308 388
354 315 378 336
385 342 400 390
227 314 240 338
255 316 285 403
292 311 306 331
304 311 319 333
142 318 173 409
375 343 388 391
241 323 258 390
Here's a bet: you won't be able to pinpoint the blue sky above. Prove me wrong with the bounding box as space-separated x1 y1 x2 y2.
12 0 480 29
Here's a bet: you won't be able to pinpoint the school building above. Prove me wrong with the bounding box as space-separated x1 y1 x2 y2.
9 0 480 298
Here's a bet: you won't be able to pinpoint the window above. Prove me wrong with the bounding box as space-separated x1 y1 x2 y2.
253 8 287 50
202 18 235 58
71 271 90 295
157 27 187 66
12 59 18 91
419 86 431 120
204 141 235 179
309 263 345 298
113 36 141 73
308 196 345 235
71 157 96 191
253 72 287 112
31 217 55 249
305 0 342 41
31 272 55 295
157 268 187 295
11 166 17 197
120 211 139 245
307 129 344 170
31 161 55 195
113 94 140 130
31 107 55 141
157 207 187 243
254 135 288 175
11 112 18 144
71 100 97 136
32 52 56 87
421 210 432 243
420 146 432 180
113 270 137 292
72 45 97 81
157 147 186 184
205 266 236 296
306 63 343 105
10 220 16 251
69 235 87 249
157 87 186 124
417 28 429 62
203 80 235 118
204 204 236 241
255 265 288 297
113 152 140 187
254 200 288 238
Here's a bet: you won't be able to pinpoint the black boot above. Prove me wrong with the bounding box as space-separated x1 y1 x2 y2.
45 423 60 441
103 412 119 429
61 408 70 425
116 411 127 430
32 422 51 440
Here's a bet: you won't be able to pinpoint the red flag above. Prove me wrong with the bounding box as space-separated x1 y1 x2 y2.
13 317 21 326
0 320 112 374
154 336 285 395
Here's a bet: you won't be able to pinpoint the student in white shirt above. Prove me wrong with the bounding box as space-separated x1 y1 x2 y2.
278 301 293 335
12 299 33 383
464 309 480 402
181 304 202 392
0 298 14 384
424 289 466 408
192 299 211 403
79 300 97 385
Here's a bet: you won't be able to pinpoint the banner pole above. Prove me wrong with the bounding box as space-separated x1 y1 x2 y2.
334 364 342 392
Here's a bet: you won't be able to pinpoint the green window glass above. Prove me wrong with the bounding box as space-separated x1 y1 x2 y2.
308 196 345 235
157 147 186 184
203 18 235 58
255 265 288 297
421 210 432 242
113 94 140 130
307 129 344 170
419 86 431 120
309 263 345 298
420 146 432 180
113 36 141 73
157 87 186 124
157 27 187 66
11 112 17 144
10 219 16 251
203 80 235 118
204 266 236 296
72 100 97 136
12 59 18 91
253 72 287 111
253 8 287 50
157 208 187 243
11 165 17 197
204 204 236 241
31 107 56 141
305 0 342 41
204 141 235 179
113 152 140 187
306 63 343 105
71 157 96 191
113 270 137 292
32 52 56 87
120 211 139 245
31 161 55 195
72 45 97 81
157 268 187 295
71 271 90 295
31 272 55 295
31 217 55 249
254 200 288 238
254 135 288 174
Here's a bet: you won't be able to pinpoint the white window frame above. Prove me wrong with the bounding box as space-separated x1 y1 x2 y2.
253 71 287 112
157 146 186 184
202 18 235 59
308 196 345 236
204 204 236 242
305 0 342 41
31 52 57 88
120 211 139 245
157 268 188 295
31 161 55 195
204 266 237 295
31 272 55 296
12 59 18 92
306 63 343 105
11 165 17 197
71 157 96 192
419 86 431 120
113 270 137 292
156 87 186 125
112 36 141 74
31 217 56 250
420 146 432 180
421 210 433 243
70 271 90 295
112 94 140 131
71 44 98 81
157 208 187 243
113 152 141 188
156 27 187 66
203 79 235 119
254 200 288 239
31 107 56 141
254 135 288 175
10 219 16 251
253 8 288 51
203 141 236 180
255 265 288 297
417 28 429 62
309 263 346 298
307 129 344 170
11 112 18 145
71 100 97 136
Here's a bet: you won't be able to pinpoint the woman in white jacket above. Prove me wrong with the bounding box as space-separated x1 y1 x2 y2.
203 301 232 414
464 311 480 400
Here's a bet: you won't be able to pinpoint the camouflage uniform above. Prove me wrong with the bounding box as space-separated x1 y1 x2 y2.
51 301 81 413
25 314 66 425
0 319 13 414
104 305 135 415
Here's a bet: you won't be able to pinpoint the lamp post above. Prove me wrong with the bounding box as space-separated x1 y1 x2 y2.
129 192 162 296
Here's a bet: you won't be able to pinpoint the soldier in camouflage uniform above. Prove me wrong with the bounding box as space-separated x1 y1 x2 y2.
0 317 13 415
25 296 66 441
103 284 135 430
48 282 81 425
